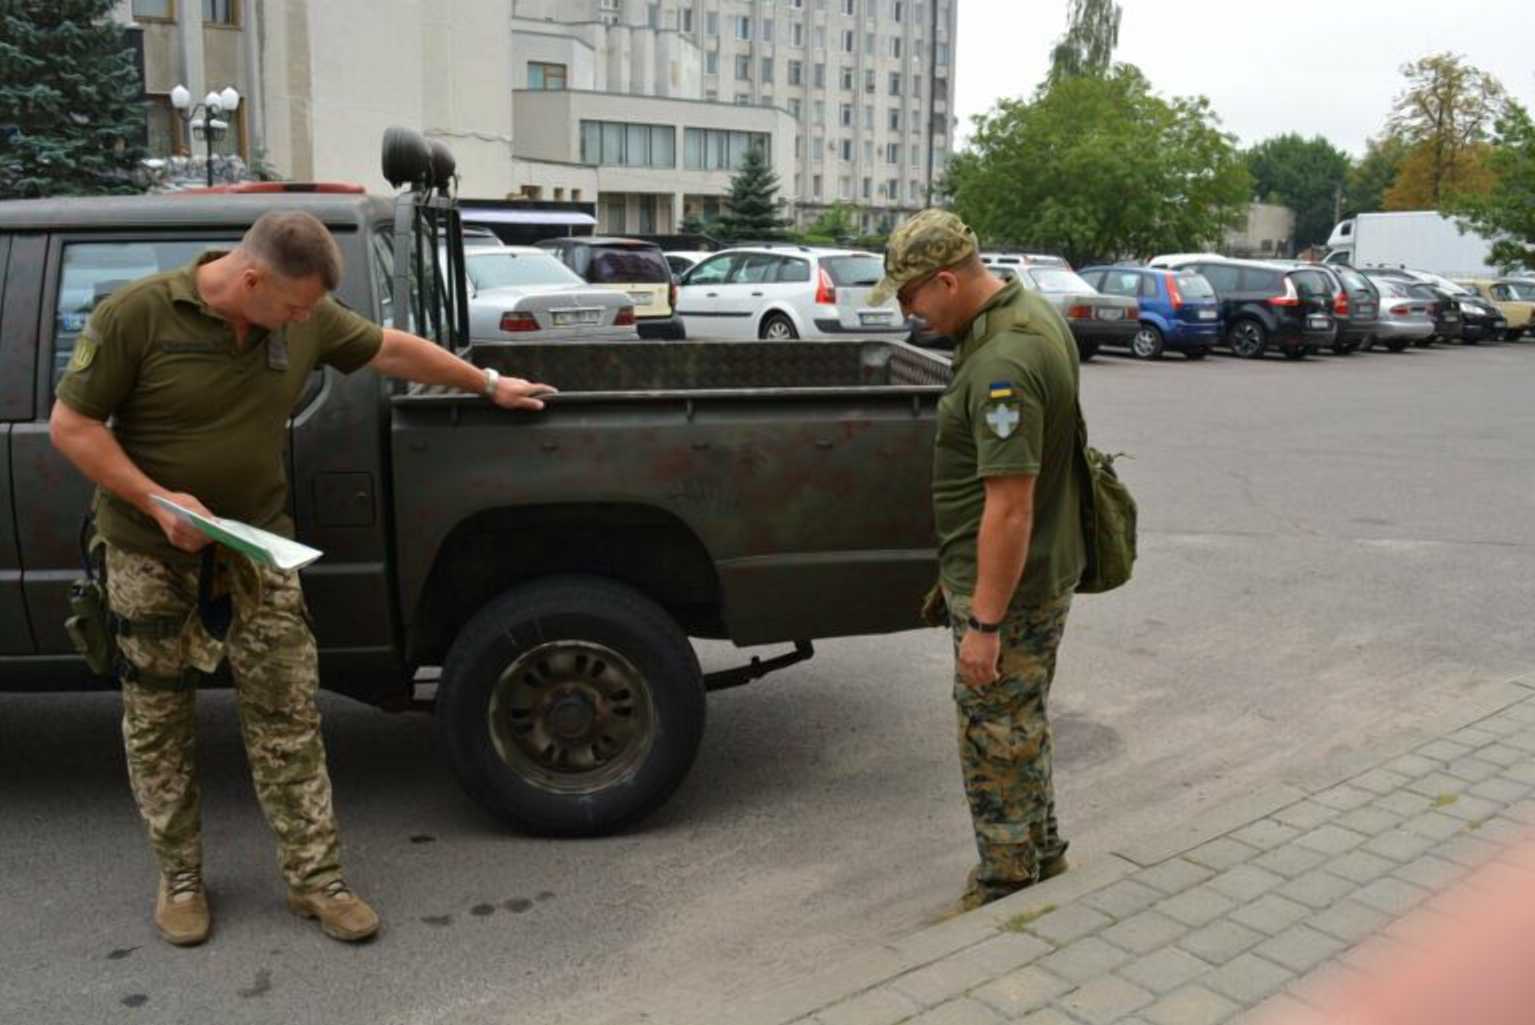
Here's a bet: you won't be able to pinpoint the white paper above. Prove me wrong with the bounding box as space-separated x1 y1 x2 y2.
150 496 324 572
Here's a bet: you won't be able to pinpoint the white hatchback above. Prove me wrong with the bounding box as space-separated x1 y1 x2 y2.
675 246 906 341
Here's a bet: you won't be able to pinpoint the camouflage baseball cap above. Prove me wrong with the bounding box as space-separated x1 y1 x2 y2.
869 209 980 306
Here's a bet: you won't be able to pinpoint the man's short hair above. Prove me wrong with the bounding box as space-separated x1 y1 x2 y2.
240 210 343 291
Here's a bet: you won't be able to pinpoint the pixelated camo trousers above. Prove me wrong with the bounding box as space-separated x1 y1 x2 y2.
947 589 1073 901
106 545 341 890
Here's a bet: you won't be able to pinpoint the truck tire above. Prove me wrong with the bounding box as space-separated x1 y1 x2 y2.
1227 319 1267 358
436 575 706 836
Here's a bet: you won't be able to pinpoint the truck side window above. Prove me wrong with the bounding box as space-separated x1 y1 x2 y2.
52 240 225 389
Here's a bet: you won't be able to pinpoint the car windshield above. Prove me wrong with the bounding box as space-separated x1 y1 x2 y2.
1025 268 1095 294
1334 267 1371 292
587 246 671 284
1506 281 1535 300
1175 273 1216 299
822 254 883 286
466 251 585 290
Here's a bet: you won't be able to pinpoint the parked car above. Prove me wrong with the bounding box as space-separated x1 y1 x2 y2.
1387 269 1506 343
979 252 1068 282
1146 251 1226 269
536 236 685 339
1361 269 1460 346
1456 278 1534 340
1162 258 1336 359
1276 263 1380 354
1078 265 1220 360
664 250 712 278
674 245 906 341
1014 265 1137 361
1359 276 1437 351
456 246 638 342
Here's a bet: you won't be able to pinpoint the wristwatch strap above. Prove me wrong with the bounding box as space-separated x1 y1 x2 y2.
966 614 1002 634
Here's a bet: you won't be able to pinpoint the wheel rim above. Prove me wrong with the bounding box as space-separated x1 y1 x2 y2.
487 641 656 795
1231 323 1262 356
764 319 794 340
1132 328 1159 358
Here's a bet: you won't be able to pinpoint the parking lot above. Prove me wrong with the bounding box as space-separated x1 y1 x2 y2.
3 338 1534 1025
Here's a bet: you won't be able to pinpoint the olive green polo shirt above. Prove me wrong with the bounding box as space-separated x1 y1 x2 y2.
56 252 383 566
932 279 1086 603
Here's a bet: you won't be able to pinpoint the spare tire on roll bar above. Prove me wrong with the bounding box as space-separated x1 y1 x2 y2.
381 126 432 189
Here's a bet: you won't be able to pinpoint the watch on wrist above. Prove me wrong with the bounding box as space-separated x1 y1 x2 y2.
481 366 500 398
966 614 1002 634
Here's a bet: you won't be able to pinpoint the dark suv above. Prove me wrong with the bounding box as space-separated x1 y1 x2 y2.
1175 259 1338 359
537 236 685 339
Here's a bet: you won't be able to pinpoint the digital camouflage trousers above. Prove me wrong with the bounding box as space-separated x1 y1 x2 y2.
947 588 1074 905
106 545 342 891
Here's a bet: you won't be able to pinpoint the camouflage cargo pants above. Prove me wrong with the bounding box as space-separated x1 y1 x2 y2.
947 589 1073 905
106 545 342 891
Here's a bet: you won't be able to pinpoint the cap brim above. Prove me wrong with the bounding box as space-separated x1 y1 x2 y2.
868 276 899 307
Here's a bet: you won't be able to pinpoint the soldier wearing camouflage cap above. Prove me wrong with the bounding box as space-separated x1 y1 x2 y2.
888 209 1088 910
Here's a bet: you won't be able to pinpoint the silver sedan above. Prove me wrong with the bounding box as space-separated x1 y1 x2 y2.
1360 277 1435 352
462 247 639 341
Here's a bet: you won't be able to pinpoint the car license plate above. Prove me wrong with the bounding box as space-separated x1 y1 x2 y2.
552 309 601 327
1307 316 1330 329
1096 307 1123 321
1198 309 1216 320
860 311 894 326
628 291 653 306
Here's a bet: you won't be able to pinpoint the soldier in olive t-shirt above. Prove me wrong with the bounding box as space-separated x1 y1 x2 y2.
872 209 1086 911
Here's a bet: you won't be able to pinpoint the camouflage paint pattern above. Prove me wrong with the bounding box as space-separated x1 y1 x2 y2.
869 208 981 305
945 588 1073 908
107 545 342 891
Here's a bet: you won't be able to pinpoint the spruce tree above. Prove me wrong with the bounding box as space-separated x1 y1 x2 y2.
1 0 149 198
715 144 792 242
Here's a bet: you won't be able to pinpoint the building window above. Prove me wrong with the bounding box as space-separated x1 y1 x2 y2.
814 99 825 121
788 60 803 85
840 103 852 127
792 21 804 45
813 63 825 87
762 18 773 42
580 120 677 168
888 108 901 130
202 0 236 25
144 94 181 155
132 0 173 18
937 43 949 65
735 16 751 40
911 144 920 166
735 93 752 105
911 179 921 201
705 51 719 74
886 177 898 200
890 37 902 58
638 196 657 233
864 31 874 55
889 72 902 96
865 68 875 94
604 196 627 233
684 128 771 171
706 10 718 34
813 174 822 197
647 3 659 28
886 142 899 163
840 66 854 90
527 62 567 91
761 58 775 83
840 138 852 160
840 175 852 200
795 136 803 158
913 74 922 98
841 0 855 14
863 105 873 128
789 97 802 119
862 177 871 199
933 78 948 101
815 26 827 49
735 55 751 80
840 29 854 52
683 6 694 31
862 139 872 162
893 0 903 19
813 132 824 161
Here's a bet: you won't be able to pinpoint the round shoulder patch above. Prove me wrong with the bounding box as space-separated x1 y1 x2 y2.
68 335 98 373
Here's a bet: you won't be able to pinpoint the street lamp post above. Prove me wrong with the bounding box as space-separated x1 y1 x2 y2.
170 83 241 187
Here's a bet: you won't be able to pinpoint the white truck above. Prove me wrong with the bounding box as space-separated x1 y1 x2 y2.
1324 211 1500 277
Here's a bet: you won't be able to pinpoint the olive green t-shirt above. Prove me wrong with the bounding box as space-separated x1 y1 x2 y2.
932 279 1086 603
55 252 384 565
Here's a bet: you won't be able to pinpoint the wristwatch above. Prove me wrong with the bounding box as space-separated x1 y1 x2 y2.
481 366 500 398
966 614 1002 634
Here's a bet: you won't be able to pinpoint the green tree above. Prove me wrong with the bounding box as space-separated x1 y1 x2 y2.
1385 52 1507 207
1243 133 1352 247
1344 134 1409 216
1447 101 1535 272
0 0 148 198
794 201 858 244
713 144 792 242
1046 0 1122 87
946 66 1250 267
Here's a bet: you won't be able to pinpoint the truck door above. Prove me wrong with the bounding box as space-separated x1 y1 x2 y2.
0 233 35 654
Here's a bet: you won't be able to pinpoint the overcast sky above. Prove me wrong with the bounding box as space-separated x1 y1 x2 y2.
954 0 1535 157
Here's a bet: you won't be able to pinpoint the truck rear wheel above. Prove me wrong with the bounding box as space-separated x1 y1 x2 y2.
437 575 706 836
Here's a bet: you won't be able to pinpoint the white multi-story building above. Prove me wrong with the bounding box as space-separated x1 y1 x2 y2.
513 0 959 232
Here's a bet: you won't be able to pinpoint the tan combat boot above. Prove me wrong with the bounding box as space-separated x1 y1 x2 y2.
287 879 380 942
155 869 211 946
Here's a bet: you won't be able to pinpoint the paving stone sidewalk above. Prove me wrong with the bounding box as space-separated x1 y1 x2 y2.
669 677 1535 1025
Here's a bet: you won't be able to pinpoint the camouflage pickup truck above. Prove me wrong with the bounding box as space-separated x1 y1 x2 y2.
0 134 951 836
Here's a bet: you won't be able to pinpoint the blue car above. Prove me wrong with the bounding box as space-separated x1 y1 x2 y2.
1078 266 1223 359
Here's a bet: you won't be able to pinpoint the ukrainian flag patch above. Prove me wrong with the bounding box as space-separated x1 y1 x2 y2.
988 380 1013 399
